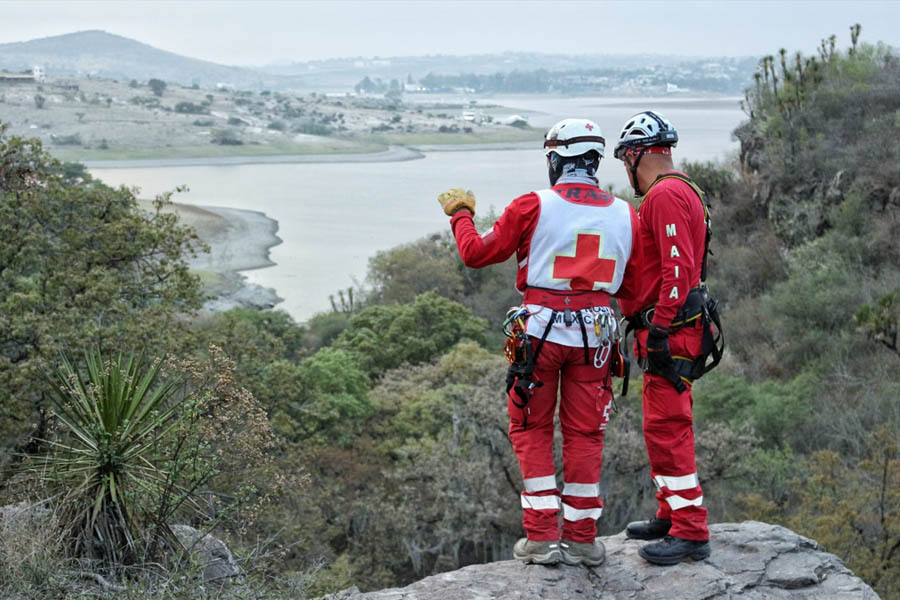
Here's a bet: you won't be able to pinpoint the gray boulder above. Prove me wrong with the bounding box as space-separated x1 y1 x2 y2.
171 524 242 586
330 522 878 599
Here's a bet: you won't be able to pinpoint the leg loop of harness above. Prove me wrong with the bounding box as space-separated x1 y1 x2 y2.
505 309 557 430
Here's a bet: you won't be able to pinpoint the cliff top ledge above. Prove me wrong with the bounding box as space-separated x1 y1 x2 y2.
333 521 879 600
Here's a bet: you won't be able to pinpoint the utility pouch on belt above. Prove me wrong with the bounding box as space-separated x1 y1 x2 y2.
671 286 724 381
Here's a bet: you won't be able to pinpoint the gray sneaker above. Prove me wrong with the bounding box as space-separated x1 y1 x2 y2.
560 538 606 566
513 538 561 565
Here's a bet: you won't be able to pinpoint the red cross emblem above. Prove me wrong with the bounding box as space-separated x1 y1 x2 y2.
552 233 616 289
585 123 594 131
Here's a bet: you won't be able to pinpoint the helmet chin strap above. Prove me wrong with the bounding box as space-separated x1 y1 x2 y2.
626 147 649 196
547 152 562 186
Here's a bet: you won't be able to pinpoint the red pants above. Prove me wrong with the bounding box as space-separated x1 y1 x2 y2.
637 328 709 541
508 339 612 543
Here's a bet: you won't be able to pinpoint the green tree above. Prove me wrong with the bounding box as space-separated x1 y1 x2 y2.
367 236 464 305
274 347 373 443
148 78 166 97
0 125 204 466
332 291 488 378
789 426 900 599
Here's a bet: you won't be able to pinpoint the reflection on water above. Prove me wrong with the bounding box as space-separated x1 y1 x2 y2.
90 96 745 322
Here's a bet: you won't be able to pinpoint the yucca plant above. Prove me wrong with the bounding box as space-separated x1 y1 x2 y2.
38 350 196 566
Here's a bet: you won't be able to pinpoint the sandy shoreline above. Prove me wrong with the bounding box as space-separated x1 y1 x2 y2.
171 203 284 314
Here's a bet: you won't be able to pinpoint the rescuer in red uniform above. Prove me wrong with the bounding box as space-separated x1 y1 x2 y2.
614 111 712 565
438 118 640 567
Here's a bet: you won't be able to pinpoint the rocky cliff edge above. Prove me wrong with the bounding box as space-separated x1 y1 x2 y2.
330 522 879 600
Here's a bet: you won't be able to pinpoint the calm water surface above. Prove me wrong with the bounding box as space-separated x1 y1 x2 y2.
90 96 745 321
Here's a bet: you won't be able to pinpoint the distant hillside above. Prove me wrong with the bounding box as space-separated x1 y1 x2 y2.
0 30 757 94
0 30 289 90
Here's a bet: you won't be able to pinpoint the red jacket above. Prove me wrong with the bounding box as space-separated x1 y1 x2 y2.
450 182 641 302
618 173 707 327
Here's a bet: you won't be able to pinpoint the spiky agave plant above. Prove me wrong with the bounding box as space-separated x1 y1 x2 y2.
39 350 191 566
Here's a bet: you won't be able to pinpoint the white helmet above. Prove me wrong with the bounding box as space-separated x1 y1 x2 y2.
544 118 605 158
613 111 678 159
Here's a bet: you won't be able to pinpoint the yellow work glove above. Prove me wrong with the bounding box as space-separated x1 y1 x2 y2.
437 187 476 216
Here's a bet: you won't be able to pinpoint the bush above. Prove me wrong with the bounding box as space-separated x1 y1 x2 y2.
11 348 282 591
267 120 286 131
679 160 736 199
130 95 160 108
227 116 247 126
50 133 81 146
210 128 243 145
174 101 208 114
36 351 189 565
192 118 214 126
293 120 332 136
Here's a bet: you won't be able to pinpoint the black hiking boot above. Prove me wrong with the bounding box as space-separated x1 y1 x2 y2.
638 535 711 566
625 517 671 540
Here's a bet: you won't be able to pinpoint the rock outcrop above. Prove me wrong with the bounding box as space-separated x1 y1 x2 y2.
332 522 878 600
0 504 240 588
171 524 242 586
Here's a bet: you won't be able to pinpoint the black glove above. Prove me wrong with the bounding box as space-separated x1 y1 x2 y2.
646 325 674 373
646 324 686 393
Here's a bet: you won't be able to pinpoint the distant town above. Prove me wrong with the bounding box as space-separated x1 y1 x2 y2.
0 31 757 95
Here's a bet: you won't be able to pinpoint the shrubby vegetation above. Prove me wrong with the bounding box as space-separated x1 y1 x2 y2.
1 25 899 600
687 27 900 598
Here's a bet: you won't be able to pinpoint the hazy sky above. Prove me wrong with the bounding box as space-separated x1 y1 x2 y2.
3 0 899 66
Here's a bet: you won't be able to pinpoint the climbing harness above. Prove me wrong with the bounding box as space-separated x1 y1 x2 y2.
503 305 552 430
503 299 628 428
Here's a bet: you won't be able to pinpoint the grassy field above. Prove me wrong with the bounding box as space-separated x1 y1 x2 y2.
52 138 388 162
363 125 543 147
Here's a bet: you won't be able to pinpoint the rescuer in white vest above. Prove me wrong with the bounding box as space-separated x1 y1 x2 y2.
438 118 641 567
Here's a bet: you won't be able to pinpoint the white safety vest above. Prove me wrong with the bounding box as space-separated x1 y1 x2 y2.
523 188 633 348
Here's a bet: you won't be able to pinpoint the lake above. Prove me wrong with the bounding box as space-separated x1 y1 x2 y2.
90 95 746 322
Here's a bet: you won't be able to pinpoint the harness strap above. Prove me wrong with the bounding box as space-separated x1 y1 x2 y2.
533 309 557 362
646 173 713 282
576 312 590 365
